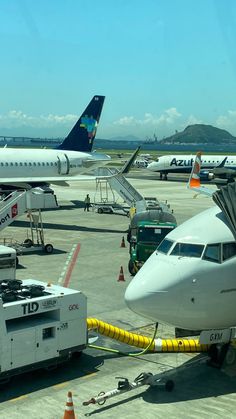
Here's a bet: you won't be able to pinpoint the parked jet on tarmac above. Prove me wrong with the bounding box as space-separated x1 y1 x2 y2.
147 153 236 180
0 95 110 190
125 152 236 356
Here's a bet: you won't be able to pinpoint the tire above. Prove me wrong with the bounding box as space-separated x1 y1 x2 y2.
23 238 33 248
98 208 103 214
44 243 54 254
16 256 19 267
128 259 136 276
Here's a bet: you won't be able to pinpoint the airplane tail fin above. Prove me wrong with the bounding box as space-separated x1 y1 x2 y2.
57 95 105 152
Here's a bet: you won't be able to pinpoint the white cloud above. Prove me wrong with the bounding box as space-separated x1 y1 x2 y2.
0 110 78 128
216 110 236 130
183 114 203 126
113 107 182 127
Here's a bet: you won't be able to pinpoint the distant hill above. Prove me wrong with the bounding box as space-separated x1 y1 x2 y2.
161 124 236 144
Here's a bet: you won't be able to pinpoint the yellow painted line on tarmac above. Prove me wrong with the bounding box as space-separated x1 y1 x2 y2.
82 372 97 379
10 395 28 403
53 381 69 389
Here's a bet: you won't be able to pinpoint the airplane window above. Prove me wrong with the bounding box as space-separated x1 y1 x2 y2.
157 239 174 254
24 163 27 166
33 162 36 166
171 242 204 258
46 162 49 166
20 162 23 166
203 244 220 263
223 242 236 262
50 162 54 166
29 162 32 166
5 163 8 166
38 162 41 166
42 163 45 166
15 162 18 166
0 163 3 166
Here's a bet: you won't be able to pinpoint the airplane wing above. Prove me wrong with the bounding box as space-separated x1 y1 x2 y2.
187 152 217 197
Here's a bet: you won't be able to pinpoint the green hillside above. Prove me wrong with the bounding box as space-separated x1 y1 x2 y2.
161 124 236 144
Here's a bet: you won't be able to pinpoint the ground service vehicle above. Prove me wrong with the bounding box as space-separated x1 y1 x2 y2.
127 210 177 275
0 246 87 381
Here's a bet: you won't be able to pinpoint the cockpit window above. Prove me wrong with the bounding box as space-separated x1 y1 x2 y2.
171 243 204 258
203 244 220 263
157 239 173 254
223 242 236 262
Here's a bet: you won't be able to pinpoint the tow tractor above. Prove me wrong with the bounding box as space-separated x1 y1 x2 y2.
0 245 87 381
93 202 130 216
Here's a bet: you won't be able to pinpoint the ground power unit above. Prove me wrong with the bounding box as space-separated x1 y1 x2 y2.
0 246 87 380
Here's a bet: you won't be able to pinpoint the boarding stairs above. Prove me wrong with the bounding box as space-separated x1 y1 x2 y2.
95 167 147 212
0 188 58 232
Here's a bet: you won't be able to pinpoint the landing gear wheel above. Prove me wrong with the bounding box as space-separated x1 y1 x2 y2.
208 343 229 368
44 243 54 254
225 345 236 366
98 208 103 214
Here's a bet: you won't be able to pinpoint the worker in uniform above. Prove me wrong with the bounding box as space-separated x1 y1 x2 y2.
84 194 91 211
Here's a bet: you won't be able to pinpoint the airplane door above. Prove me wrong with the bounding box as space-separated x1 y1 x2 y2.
57 154 70 175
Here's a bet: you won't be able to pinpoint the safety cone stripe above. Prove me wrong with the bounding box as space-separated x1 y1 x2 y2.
63 391 76 419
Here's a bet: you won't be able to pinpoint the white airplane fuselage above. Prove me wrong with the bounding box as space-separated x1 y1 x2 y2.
0 148 109 181
125 206 236 330
147 154 236 174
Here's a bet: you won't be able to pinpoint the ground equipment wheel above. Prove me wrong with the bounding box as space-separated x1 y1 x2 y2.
128 259 136 276
44 243 54 254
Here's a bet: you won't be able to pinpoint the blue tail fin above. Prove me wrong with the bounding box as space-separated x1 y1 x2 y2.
57 95 105 152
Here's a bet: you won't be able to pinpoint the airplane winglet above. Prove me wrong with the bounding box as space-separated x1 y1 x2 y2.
217 156 228 168
188 151 201 189
120 147 140 174
187 151 216 197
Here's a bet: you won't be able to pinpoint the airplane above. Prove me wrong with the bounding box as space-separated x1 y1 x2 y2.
125 152 236 363
147 153 236 181
0 95 111 190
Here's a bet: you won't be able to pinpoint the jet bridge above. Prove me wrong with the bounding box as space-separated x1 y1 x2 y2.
212 182 236 239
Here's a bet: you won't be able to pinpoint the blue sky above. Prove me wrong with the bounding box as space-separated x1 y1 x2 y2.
1 0 236 139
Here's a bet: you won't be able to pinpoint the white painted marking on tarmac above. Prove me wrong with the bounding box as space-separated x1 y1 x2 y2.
58 244 77 284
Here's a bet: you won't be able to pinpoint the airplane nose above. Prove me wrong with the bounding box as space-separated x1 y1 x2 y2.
125 254 181 323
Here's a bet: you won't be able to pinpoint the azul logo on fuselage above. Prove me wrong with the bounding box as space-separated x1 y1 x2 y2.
170 158 194 167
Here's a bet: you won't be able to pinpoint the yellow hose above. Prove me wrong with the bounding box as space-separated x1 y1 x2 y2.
87 318 209 353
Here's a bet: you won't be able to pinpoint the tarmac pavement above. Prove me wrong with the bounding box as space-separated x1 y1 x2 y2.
0 170 236 418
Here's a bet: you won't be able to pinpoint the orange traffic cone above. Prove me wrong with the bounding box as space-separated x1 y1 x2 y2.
118 266 125 282
120 236 126 248
63 391 76 419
